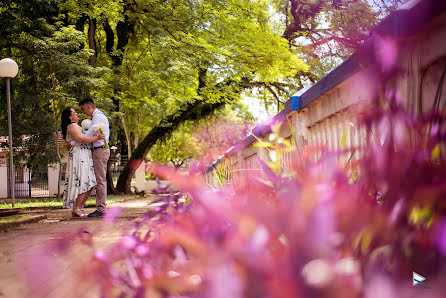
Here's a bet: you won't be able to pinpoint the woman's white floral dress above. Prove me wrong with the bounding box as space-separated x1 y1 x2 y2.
63 124 97 209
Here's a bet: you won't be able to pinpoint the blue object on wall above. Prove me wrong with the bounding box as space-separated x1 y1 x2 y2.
291 95 300 110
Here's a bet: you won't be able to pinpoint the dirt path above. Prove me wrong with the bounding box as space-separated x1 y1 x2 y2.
0 199 152 298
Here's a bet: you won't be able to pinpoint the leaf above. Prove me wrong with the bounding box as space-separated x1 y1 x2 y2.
282 139 291 147
432 144 441 159
361 230 373 253
340 125 348 150
267 161 280 170
354 228 373 254
254 141 273 148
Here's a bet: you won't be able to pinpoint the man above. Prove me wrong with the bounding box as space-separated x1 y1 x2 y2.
76 96 110 217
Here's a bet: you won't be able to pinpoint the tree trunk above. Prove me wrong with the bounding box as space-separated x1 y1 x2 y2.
103 11 136 192
75 14 88 32
113 11 136 66
88 17 97 65
120 114 133 157
103 18 115 57
115 100 226 193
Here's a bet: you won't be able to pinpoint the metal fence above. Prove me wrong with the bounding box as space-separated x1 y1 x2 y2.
7 165 49 198
108 155 129 187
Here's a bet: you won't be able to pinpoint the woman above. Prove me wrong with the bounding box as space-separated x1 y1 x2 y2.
61 107 105 217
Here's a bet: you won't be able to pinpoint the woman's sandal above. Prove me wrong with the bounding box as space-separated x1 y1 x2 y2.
72 209 87 218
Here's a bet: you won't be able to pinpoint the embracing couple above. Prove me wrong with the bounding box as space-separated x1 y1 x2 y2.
60 97 110 218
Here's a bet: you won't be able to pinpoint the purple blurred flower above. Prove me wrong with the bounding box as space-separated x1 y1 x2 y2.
250 224 269 251
142 265 154 279
431 123 440 136
315 183 334 202
205 263 243 298
121 236 138 250
94 249 107 262
135 244 150 257
104 206 122 222
364 275 396 298
173 245 188 264
434 218 446 256
302 259 334 288
389 198 405 225
374 34 398 73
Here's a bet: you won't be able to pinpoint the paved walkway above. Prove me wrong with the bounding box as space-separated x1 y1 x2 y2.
0 199 152 298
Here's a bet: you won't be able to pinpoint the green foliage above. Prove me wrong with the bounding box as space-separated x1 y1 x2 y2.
0 215 30 224
0 1 110 170
105 0 309 160
34 26 110 106
149 104 253 166
149 122 202 167
55 0 124 20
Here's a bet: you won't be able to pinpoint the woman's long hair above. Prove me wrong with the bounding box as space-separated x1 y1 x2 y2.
61 107 73 140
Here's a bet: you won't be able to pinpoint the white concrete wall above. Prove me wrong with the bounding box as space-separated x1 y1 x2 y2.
134 161 146 193
0 165 7 198
394 12 446 115
0 152 7 198
48 163 60 197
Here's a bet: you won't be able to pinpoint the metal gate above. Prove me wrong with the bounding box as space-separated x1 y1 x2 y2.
108 155 128 187
7 165 49 198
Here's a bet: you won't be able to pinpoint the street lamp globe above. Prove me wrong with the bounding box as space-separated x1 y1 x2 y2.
0 58 19 78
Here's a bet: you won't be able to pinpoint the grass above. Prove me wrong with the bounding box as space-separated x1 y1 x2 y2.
0 194 138 209
0 215 30 224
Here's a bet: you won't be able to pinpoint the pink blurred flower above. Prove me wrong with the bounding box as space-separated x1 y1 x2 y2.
135 244 150 257
94 249 107 262
434 218 446 256
374 34 398 73
205 263 243 298
302 259 334 288
104 206 122 222
121 236 138 250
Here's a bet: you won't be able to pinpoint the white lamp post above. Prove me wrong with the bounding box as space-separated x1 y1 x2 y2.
0 58 19 207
